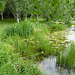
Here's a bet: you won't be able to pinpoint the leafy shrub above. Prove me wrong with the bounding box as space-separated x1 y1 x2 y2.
1 21 33 39
57 42 75 69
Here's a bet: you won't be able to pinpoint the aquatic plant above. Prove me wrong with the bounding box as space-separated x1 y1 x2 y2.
57 42 75 69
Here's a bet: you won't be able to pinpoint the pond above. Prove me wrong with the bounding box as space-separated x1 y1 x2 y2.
38 25 75 75
39 56 75 75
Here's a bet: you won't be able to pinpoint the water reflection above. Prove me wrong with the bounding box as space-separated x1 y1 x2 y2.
39 56 74 75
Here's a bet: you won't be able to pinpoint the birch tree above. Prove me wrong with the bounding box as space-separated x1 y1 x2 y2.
0 0 6 20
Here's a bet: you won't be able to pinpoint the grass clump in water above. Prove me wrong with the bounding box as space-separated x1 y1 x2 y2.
57 42 75 69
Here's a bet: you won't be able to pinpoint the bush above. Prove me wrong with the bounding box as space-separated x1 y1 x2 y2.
1 21 33 39
57 42 75 69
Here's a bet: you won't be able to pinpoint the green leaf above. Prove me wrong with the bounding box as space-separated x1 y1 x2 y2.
0 2 2 10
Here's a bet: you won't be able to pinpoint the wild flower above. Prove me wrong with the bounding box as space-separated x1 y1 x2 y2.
18 66 21 70
31 65 32 67
25 67 27 69
15 27 16 28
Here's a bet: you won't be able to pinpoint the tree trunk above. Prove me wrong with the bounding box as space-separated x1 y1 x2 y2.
14 14 16 19
20 17 21 21
1 12 4 20
17 13 19 23
17 18 19 23
56 20 58 24
25 14 27 21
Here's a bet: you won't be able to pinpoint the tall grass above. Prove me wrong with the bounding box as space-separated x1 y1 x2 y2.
57 42 75 69
0 41 41 75
0 58 41 75
1 21 33 39
0 42 16 66
5 35 31 56
33 31 53 56
49 24 66 31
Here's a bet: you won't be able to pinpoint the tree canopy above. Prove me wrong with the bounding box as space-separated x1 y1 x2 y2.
0 0 74 24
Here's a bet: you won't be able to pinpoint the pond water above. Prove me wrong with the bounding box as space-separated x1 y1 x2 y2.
67 25 75 42
39 56 74 75
38 25 75 75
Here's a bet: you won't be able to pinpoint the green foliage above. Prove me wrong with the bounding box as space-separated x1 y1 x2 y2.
0 57 41 75
0 63 19 75
33 32 53 55
0 2 2 10
5 35 31 56
57 42 75 69
0 41 41 75
0 42 15 66
16 60 41 75
1 21 33 39
0 0 6 11
0 0 74 24
49 24 66 31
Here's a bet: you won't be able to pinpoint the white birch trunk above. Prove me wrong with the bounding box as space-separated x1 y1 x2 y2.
56 20 58 24
1 12 4 20
25 14 27 21
17 18 19 23
17 13 19 23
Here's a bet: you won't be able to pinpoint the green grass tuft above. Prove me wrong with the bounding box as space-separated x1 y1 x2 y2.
57 42 75 69
1 21 33 39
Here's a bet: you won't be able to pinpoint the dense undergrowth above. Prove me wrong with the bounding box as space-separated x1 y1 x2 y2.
0 42 41 75
0 19 70 74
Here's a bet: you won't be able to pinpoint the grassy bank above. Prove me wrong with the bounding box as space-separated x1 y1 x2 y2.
0 43 41 75
0 18 68 74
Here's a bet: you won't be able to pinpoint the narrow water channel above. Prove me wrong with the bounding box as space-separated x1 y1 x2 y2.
39 25 75 75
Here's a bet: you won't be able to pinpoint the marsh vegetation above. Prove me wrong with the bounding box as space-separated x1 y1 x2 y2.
0 0 75 75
